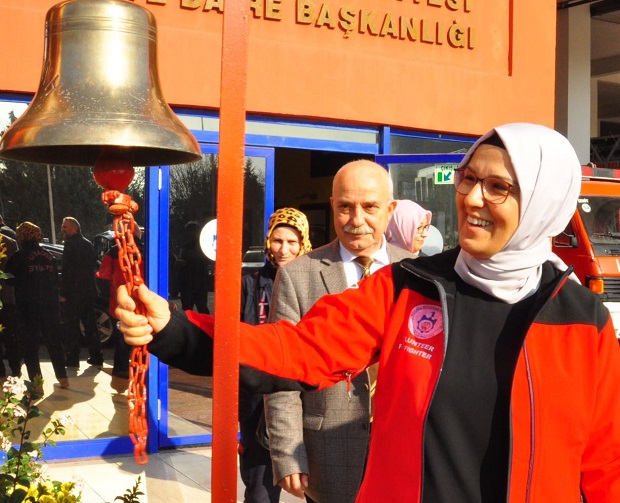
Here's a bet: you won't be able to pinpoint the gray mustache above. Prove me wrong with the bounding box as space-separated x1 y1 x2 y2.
343 224 374 235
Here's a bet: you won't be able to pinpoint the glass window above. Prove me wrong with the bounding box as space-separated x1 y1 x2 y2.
391 134 473 155
390 162 460 250
0 97 156 453
578 195 620 252
166 151 267 441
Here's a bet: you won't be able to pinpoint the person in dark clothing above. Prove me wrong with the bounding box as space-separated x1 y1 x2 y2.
60 217 103 368
0 214 17 241
176 221 211 314
239 207 312 503
96 227 145 379
6 222 68 392
0 233 22 377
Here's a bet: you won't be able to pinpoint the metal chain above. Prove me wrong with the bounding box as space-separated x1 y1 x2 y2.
101 189 149 465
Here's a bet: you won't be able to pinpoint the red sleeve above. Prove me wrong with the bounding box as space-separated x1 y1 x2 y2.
186 265 396 390
580 318 620 501
186 309 215 334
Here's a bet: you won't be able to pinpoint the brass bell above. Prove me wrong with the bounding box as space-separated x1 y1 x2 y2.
0 0 201 167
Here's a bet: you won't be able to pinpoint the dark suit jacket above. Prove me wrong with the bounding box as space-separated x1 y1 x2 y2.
264 239 414 503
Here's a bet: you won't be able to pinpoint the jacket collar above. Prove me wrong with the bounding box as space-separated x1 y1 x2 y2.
398 247 573 306
320 240 351 294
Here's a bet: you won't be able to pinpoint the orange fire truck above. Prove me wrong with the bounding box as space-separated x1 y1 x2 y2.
552 164 620 339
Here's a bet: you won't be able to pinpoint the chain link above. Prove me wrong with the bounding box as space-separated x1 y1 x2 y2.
101 190 149 465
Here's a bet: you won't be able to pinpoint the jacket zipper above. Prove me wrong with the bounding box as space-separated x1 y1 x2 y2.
507 267 572 503
523 343 535 503
342 366 370 400
399 259 572 503
399 260 451 502
344 371 353 399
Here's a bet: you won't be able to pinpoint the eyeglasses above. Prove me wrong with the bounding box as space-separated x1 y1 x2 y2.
416 224 430 235
454 167 519 204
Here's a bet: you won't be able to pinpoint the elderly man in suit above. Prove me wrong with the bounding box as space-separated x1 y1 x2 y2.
264 160 414 503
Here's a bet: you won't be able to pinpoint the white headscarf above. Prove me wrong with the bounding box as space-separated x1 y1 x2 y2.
454 123 582 304
385 200 432 256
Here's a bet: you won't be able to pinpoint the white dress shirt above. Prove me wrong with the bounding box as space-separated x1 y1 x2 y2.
339 237 390 288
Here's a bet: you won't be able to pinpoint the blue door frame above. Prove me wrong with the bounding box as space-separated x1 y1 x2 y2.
44 145 274 460
375 153 465 168
156 144 275 450
32 117 473 460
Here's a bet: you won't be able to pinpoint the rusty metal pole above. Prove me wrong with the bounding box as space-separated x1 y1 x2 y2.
212 0 249 501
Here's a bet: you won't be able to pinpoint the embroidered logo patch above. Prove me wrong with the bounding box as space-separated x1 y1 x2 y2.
408 305 442 340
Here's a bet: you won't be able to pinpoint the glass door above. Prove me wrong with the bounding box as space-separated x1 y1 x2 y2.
375 153 465 251
158 144 275 449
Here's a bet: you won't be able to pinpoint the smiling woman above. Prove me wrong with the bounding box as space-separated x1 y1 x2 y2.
455 141 520 260
114 122 620 503
454 125 582 302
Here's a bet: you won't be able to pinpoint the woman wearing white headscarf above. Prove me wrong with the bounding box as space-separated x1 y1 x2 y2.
385 199 432 256
118 124 620 503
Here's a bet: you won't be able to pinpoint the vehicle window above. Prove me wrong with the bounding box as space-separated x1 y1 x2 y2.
553 221 576 247
578 196 620 252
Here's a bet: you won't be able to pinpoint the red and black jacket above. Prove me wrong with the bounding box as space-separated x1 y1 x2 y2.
150 248 620 502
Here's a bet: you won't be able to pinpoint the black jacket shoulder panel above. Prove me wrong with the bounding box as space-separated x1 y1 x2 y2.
393 249 608 334
536 265 609 333
393 247 460 302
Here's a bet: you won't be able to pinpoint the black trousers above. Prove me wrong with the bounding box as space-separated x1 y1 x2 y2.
110 317 131 373
0 303 22 377
239 436 281 503
239 391 281 503
180 284 210 314
62 296 102 363
17 302 67 380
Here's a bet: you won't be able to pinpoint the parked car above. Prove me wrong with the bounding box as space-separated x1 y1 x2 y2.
40 241 64 278
241 246 266 276
93 229 115 263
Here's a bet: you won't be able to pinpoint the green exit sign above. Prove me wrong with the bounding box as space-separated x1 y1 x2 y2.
435 164 458 184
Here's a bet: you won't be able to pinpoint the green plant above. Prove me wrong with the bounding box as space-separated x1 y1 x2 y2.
0 376 143 503
110 476 144 503
0 376 80 502
0 240 142 502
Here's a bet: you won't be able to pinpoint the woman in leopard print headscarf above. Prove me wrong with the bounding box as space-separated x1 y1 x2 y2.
239 207 311 503
264 207 312 267
15 221 43 244
6 221 70 391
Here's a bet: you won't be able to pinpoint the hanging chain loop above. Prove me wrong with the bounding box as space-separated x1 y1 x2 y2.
101 189 149 465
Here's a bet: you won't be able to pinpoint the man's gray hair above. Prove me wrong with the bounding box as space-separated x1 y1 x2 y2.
63 216 81 232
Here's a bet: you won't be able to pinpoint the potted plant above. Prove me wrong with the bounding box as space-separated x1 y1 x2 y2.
0 237 142 503
0 375 81 502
